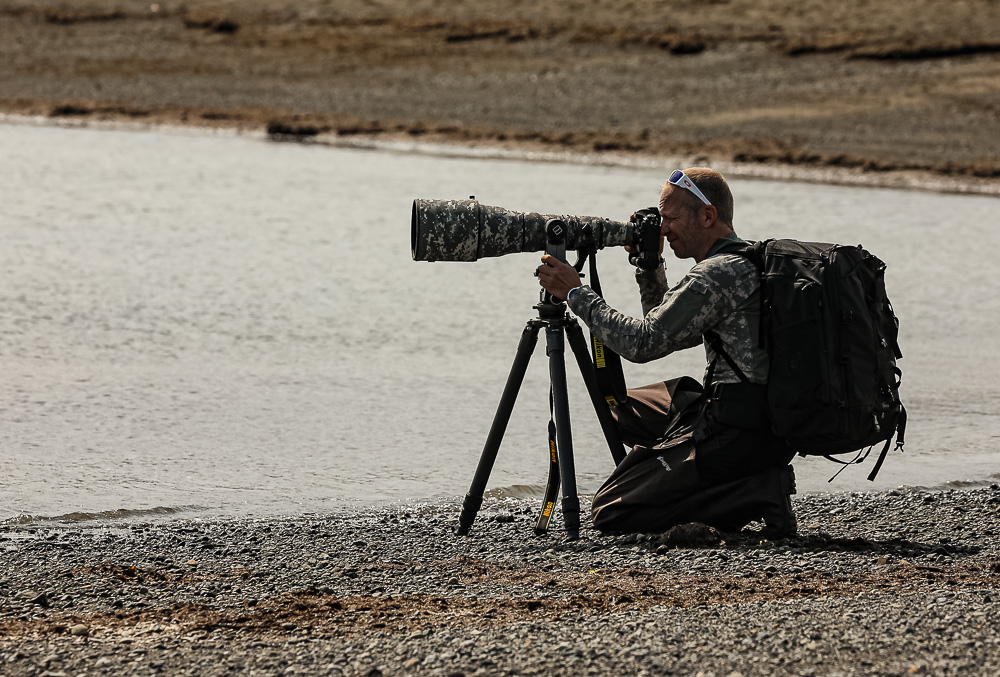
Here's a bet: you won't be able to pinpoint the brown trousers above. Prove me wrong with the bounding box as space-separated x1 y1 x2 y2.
591 377 794 533
611 377 793 485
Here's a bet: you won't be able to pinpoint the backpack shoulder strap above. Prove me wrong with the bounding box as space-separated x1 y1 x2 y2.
710 237 766 268
700 238 767 384
703 330 751 385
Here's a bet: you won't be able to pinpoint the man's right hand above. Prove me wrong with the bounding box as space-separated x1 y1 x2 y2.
537 254 582 300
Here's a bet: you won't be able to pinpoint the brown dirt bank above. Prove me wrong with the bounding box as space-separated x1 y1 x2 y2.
2 0 999 192
3 556 998 641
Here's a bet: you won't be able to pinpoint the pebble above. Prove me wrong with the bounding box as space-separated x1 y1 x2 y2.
0 487 996 675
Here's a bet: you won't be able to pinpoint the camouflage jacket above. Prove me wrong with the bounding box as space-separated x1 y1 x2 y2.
566 233 767 386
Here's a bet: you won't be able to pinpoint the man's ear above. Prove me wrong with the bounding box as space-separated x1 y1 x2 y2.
701 204 718 228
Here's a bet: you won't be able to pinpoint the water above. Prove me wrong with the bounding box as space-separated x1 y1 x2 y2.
1 122 998 524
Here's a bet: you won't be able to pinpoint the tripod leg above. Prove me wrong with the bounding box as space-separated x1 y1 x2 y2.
546 324 581 541
456 321 541 537
565 321 627 466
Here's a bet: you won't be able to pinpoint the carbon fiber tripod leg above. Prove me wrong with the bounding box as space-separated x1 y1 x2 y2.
546 322 580 540
455 321 541 536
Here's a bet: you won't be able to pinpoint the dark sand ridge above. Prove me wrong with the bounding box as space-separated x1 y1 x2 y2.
2 0 999 192
2 556 998 639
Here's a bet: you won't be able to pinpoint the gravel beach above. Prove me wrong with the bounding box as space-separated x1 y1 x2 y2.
3 2 999 674
2 486 999 676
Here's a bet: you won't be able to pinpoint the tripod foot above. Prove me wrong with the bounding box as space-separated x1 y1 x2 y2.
455 492 484 537
562 495 581 541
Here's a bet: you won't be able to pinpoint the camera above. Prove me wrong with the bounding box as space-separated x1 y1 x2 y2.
627 207 663 269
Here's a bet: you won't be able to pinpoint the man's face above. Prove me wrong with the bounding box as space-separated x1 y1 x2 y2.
658 186 703 260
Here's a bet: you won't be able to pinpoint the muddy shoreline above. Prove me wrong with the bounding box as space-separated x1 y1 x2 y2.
6 112 999 199
2 0 999 195
2 487 999 675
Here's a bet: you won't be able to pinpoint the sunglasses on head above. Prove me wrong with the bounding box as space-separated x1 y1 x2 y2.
668 169 712 207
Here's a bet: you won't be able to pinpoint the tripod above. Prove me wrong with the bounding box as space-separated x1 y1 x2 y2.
455 221 627 541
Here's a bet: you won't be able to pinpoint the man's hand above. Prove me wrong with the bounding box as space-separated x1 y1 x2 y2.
536 254 582 301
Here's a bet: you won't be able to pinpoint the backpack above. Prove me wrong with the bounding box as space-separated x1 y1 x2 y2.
707 239 906 480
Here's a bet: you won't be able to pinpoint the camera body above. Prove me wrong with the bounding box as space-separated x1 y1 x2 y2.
628 207 662 270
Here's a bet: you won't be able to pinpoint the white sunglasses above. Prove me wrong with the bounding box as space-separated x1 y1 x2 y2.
668 169 712 207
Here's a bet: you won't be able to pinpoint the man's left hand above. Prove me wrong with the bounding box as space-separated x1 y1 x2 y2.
536 254 582 300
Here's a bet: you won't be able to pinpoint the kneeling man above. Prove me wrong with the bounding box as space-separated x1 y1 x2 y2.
536 168 796 537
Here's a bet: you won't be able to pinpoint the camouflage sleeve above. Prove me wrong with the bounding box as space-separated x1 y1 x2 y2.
566 272 723 363
635 263 669 316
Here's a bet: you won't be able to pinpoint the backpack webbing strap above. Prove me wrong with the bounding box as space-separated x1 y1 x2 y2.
587 253 629 407
866 438 893 483
819 402 908 481
866 404 907 481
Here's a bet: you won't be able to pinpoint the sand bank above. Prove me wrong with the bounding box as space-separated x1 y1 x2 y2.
2 0 999 195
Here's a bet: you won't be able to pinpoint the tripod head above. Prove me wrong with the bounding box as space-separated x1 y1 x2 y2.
538 219 568 309
538 218 595 314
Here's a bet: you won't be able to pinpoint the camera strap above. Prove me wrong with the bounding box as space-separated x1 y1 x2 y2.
587 252 630 408
534 389 561 535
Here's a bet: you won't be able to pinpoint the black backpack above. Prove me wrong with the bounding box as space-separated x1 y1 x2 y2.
708 239 906 480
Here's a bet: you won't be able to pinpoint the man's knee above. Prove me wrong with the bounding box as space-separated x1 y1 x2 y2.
591 500 686 535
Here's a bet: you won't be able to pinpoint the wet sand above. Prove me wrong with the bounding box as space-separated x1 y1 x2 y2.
2 0 999 193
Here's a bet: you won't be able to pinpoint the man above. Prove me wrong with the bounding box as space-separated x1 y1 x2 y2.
536 168 796 537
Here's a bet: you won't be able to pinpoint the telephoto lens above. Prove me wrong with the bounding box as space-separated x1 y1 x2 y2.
411 198 634 262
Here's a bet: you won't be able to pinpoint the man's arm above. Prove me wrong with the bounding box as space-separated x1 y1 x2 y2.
538 255 720 363
565 277 709 363
538 254 755 364
636 264 669 317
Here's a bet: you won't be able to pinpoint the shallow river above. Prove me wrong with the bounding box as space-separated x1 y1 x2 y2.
1 122 998 524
